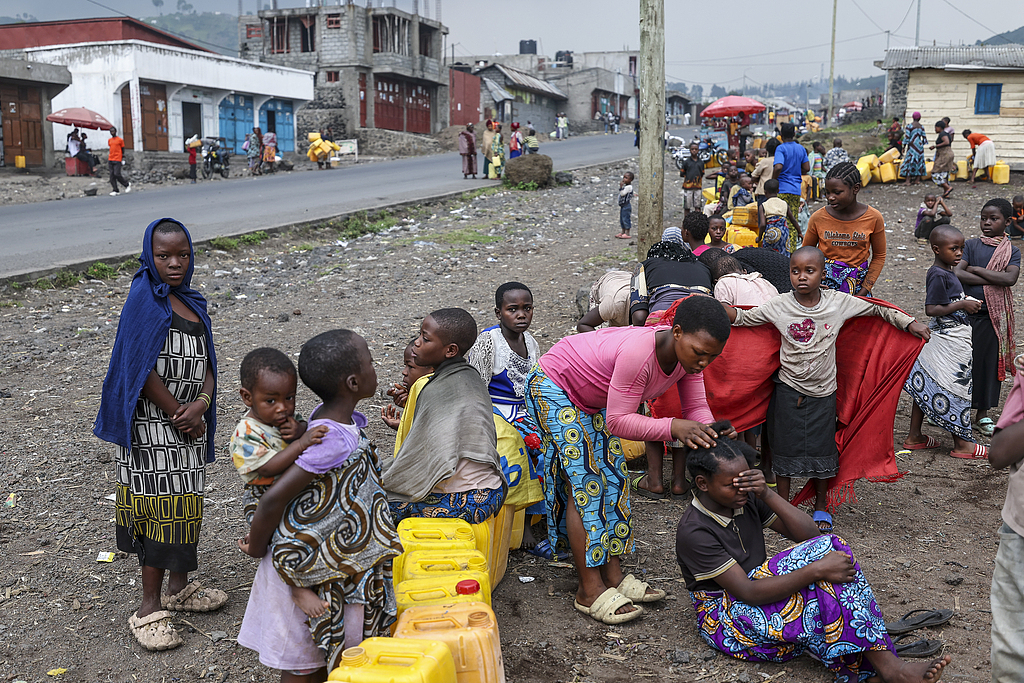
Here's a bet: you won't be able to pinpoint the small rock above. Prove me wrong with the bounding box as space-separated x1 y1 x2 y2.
670 649 690 664
293 309 302 316
701 649 717 661
210 630 228 642
72 599 81 610
277 313 290 323
945 576 964 586
590 176 601 184
914 487 923 495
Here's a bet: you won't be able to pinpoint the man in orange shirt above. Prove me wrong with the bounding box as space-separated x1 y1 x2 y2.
107 127 131 196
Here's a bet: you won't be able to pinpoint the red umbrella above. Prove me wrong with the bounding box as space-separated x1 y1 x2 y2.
699 96 766 118
46 107 115 131
842 101 864 111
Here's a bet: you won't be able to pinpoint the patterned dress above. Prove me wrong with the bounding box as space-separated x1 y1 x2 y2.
116 313 207 572
900 124 927 178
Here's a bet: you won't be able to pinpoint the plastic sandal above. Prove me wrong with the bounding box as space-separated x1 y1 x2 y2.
893 634 944 658
574 587 643 625
902 436 940 450
813 510 834 533
525 538 554 560
950 444 989 460
885 608 954 635
976 417 996 437
617 574 666 603
629 473 666 500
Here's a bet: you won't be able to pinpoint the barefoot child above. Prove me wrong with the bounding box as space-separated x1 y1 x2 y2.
915 194 952 242
230 348 331 616
902 226 988 459
94 218 224 652
676 430 952 682
723 246 930 531
467 282 546 550
707 215 736 254
616 172 635 239
383 308 506 524
758 179 798 257
238 330 402 678
955 198 1021 436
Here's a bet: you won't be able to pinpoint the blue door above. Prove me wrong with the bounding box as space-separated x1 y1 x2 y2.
218 94 253 154
259 99 295 152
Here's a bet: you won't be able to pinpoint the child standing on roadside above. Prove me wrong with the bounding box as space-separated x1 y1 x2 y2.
955 198 1021 436
901 226 988 459
680 143 705 217
238 330 402 678
723 246 930 532
616 172 635 240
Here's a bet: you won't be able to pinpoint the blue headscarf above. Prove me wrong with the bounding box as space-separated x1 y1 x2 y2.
93 218 218 462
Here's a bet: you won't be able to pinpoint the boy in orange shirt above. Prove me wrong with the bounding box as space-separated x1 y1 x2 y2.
107 127 130 196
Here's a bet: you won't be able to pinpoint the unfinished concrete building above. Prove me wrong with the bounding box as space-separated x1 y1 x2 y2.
239 2 448 151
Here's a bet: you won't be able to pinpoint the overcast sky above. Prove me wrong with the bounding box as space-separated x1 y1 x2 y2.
6 0 1022 88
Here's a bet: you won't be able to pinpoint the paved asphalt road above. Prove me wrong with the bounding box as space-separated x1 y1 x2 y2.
0 127 696 279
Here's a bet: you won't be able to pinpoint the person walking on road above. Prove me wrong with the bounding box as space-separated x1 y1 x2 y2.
459 123 478 179
107 127 131 196
481 120 495 179
247 127 263 176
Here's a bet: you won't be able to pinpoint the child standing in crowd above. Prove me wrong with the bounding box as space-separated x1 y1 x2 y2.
1009 194 1024 239
239 330 402 676
723 246 930 532
955 198 1021 437
675 434 952 683
706 216 736 254
757 179 798 257
803 162 887 295
94 218 222 652
230 348 328 525
822 138 849 175
989 357 1024 682
914 194 952 241
383 309 505 524
680 143 705 217
616 172 635 240
902 226 988 459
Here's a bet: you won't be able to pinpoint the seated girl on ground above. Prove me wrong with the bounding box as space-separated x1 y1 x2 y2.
676 426 951 683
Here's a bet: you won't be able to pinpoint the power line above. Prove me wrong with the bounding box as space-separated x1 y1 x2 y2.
892 0 917 34
937 0 1014 43
849 0 884 32
84 0 241 54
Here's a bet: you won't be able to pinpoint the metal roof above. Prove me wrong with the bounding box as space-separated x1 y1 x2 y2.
879 45 1024 70
482 77 515 104
484 63 567 100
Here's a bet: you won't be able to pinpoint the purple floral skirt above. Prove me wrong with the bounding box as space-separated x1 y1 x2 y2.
690 535 893 683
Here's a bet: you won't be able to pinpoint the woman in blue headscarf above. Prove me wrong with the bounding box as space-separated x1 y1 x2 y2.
94 218 224 651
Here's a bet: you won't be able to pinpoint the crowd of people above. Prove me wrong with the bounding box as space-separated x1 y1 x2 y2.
458 119 541 180
92 103 1024 682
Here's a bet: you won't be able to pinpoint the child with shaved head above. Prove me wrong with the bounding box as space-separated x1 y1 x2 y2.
722 247 931 531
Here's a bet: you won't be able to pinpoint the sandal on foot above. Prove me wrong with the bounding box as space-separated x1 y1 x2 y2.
893 634 944 658
129 610 183 651
902 436 940 450
950 444 989 460
161 582 228 613
615 233 632 240
617 573 666 603
813 511 834 533
976 417 996 437
629 473 666 499
885 608 954 635
525 538 554 560
574 587 643 625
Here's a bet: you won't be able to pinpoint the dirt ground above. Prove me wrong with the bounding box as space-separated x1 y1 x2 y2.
1 161 1022 683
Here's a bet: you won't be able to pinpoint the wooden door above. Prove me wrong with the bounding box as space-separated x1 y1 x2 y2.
139 82 168 151
359 73 367 128
120 87 134 149
1 85 43 166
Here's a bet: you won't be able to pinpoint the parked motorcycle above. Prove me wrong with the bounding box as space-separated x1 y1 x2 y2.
201 138 230 179
676 135 728 168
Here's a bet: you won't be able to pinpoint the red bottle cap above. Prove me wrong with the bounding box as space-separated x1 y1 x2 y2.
456 579 480 595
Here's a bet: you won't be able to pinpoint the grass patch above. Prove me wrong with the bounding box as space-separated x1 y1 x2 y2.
436 227 504 245
209 236 239 251
0 300 21 308
335 211 399 240
292 243 316 252
504 179 540 191
117 258 139 271
87 262 120 280
240 230 268 246
53 270 81 288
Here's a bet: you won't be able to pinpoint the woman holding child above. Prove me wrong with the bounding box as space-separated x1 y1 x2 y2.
526 295 734 624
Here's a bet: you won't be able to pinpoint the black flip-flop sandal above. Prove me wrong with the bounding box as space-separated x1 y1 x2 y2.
893 634 944 658
885 608 954 635
629 473 666 499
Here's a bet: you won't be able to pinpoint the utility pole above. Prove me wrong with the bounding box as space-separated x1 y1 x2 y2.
826 0 837 127
915 0 921 46
637 0 665 260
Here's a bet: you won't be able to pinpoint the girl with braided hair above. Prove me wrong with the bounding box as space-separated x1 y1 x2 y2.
802 162 888 295
675 421 952 683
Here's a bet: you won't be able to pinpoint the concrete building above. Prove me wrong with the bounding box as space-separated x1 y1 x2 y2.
877 45 1024 169
473 63 567 134
665 90 695 126
0 17 313 157
0 58 72 167
239 4 448 143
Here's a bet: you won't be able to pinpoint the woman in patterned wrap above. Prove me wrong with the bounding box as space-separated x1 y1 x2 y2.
94 218 224 652
676 429 952 683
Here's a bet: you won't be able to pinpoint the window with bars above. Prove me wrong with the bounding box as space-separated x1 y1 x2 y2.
299 16 316 53
269 17 289 54
975 83 1002 115
325 71 340 83
326 14 341 29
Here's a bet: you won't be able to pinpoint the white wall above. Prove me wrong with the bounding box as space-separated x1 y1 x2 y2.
25 41 313 152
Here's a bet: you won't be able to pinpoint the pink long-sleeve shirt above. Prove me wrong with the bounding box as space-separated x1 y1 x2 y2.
538 326 714 442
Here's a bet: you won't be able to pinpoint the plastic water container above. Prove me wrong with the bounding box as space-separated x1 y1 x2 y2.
879 162 896 183
395 578 492 618
14 155 26 169
509 508 526 550
395 519 478 582
924 160 933 180
702 187 717 203
402 550 489 584
869 165 882 183
732 228 759 248
308 131 322 142
731 206 757 228
957 159 969 180
394 602 506 683
328 638 457 683
483 505 514 586
857 161 872 187
858 154 879 169
877 148 900 165
993 162 1010 185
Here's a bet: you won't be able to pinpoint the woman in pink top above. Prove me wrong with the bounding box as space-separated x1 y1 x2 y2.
525 296 734 624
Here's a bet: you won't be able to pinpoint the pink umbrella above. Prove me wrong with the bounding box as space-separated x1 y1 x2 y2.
46 107 115 131
842 101 864 111
699 96 766 118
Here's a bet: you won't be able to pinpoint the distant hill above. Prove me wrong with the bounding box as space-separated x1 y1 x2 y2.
977 25 1024 45
0 14 37 24
143 11 238 56
668 74 885 104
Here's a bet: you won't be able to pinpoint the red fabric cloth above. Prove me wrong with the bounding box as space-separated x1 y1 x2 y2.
650 296 924 511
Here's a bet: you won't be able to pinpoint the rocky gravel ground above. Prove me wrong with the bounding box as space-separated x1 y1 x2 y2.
1 162 1022 682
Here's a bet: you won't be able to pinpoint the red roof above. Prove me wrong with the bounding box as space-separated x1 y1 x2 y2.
0 17 209 53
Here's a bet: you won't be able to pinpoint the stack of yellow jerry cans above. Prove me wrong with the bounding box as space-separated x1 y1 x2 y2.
330 513 512 682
